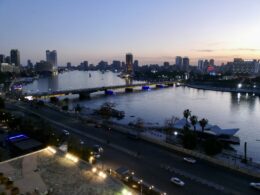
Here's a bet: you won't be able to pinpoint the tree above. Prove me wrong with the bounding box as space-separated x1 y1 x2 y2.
199 118 208 134
181 125 197 149
189 115 198 132
183 109 191 123
50 97 59 104
75 104 82 113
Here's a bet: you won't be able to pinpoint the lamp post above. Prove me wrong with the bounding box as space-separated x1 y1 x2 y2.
244 142 247 163
138 179 143 195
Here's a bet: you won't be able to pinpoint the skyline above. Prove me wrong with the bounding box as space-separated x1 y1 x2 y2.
1 0 260 65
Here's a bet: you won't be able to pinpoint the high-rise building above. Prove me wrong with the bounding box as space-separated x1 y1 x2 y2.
27 60 33 69
35 60 53 74
203 60 209 70
133 60 139 70
163 62 170 67
0 55 5 64
198 60 204 70
46 50 57 66
209 59 215 66
5 56 11 64
175 56 182 67
10 49 20 66
126 53 133 74
111 60 121 70
232 59 259 74
182 57 189 70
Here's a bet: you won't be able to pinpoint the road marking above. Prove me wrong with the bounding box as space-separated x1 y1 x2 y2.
160 163 240 195
15 104 138 158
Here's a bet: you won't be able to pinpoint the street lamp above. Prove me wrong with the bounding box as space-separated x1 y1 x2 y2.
138 179 143 195
89 156 94 164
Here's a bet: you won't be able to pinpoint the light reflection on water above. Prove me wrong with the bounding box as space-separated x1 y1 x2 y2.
23 71 260 162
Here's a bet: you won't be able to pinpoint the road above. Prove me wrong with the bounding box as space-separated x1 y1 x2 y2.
7 101 260 195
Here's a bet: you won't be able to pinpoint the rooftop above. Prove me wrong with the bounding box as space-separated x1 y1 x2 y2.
0 148 133 195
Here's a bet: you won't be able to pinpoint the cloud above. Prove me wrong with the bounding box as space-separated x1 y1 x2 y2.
232 48 260 52
195 49 215 52
195 48 260 53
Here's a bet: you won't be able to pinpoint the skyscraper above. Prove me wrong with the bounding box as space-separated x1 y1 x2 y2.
175 56 182 67
198 60 204 70
133 60 139 70
27 60 33 69
182 57 190 70
126 53 133 74
46 50 57 66
0 55 5 64
209 59 215 66
10 49 20 66
5 56 11 64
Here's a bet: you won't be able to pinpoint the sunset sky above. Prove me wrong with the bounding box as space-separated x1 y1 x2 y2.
1 0 260 65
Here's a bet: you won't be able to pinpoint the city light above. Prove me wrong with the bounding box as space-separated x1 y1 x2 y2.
121 188 132 195
89 156 94 164
25 96 33 101
98 171 107 179
149 185 154 190
92 167 97 173
46 146 57 154
65 153 79 163
238 83 242 88
174 131 178 136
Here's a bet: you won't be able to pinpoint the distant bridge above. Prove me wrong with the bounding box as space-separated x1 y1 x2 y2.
24 81 177 99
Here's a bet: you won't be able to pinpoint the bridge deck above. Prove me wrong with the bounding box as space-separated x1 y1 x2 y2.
25 82 176 97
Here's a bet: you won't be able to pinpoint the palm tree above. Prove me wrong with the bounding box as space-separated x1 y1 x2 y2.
183 109 191 123
199 118 208 134
190 115 198 132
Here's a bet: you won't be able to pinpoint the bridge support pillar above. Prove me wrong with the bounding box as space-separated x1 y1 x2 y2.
125 87 133 93
105 90 114 95
79 92 90 100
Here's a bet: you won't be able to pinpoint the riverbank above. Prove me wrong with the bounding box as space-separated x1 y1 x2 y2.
40 100 260 179
186 83 260 95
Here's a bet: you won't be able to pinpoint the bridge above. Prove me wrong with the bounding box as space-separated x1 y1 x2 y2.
24 81 177 99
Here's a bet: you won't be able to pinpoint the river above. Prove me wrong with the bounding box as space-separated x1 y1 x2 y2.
22 70 260 162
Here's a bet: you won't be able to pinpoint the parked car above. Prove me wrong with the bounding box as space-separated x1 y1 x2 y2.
183 157 196 164
250 182 260 190
170 177 185 186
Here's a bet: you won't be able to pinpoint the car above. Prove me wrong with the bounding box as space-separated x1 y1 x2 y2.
63 129 70 136
170 177 185 186
250 182 260 190
183 157 196 164
93 145 104 153
93 152 101 158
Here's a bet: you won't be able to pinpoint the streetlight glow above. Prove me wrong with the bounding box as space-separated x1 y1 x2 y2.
46 146 57 154
92 167 97 173
65 153 79 163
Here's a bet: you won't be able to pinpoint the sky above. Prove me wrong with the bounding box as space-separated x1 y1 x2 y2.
1 0 260 66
